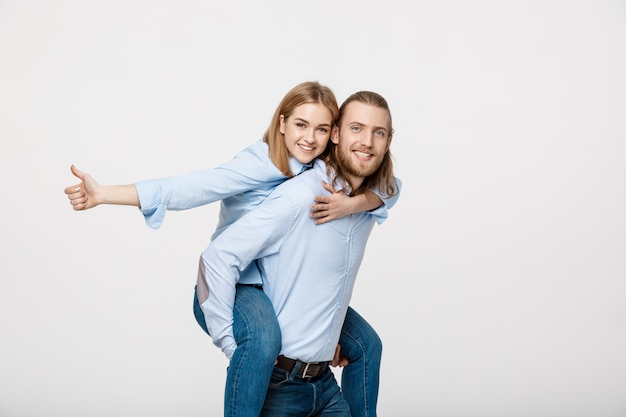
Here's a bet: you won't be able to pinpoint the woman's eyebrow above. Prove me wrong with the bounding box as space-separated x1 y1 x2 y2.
294 117 331 127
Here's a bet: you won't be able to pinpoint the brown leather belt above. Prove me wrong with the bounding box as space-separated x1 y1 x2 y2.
275 355 330 379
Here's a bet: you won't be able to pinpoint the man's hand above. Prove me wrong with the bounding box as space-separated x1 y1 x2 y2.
331 344 349 368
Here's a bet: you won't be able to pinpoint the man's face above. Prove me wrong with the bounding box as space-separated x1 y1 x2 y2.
332 101 392 184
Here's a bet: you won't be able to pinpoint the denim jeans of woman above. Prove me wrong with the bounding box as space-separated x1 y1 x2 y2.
193 284 382 417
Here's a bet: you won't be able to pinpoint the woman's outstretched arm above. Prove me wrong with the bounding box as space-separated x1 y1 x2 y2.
64 165 140 211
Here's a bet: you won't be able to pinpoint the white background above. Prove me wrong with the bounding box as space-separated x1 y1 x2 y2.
1 1 625 416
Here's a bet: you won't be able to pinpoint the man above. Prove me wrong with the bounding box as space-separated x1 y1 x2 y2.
200 91 401 416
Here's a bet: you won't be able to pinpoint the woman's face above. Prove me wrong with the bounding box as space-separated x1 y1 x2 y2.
280 102 333 164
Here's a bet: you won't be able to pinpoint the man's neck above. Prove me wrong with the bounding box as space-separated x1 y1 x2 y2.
346 174 364 193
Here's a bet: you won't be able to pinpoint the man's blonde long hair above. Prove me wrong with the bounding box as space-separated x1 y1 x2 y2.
263 81 339 177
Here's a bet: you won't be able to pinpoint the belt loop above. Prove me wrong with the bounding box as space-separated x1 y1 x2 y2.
289 360 304 380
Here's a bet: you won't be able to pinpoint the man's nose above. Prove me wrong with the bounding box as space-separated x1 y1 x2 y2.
361 131 374 147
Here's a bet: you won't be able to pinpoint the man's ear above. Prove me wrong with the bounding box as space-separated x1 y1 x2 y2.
279 115 285 134
330 126 340 144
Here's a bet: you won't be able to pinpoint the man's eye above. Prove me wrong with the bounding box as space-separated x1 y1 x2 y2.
375 129 385 136
351 126 361 132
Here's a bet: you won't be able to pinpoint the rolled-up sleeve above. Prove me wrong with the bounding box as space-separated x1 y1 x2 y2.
368 176 403 224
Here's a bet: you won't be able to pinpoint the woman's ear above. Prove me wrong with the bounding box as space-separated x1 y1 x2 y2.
279 115 285 134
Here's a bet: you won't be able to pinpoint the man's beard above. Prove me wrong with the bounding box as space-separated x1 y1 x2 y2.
335 144 382 178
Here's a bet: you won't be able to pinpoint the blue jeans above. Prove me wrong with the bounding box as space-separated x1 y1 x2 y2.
339 307 382 417
194 284 281 417
193 285 381 417
261 365 351 416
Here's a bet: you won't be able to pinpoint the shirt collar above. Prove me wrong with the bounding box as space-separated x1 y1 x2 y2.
289 157 314 176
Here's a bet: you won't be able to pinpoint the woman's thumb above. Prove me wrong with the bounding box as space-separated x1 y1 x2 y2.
70 164 84 180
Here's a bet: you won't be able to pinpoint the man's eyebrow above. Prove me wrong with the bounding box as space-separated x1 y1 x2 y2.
348 121 365 127
350 121 388 133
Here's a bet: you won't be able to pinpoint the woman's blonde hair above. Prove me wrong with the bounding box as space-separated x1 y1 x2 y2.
263 81 339 177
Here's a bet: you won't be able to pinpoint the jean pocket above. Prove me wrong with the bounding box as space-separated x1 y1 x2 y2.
268 368 289 388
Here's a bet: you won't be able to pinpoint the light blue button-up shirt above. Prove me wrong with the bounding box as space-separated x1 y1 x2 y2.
135 140 394 285
136 141 307 284
200 159 402 361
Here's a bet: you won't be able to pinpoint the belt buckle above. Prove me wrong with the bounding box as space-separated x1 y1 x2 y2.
301 361 319 379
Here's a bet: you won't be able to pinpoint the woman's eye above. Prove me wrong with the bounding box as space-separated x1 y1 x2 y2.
296 122 306 128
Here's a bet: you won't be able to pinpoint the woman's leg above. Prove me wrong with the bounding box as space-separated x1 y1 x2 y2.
339 307 382 417
193 284 281 417
227 284 281 417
